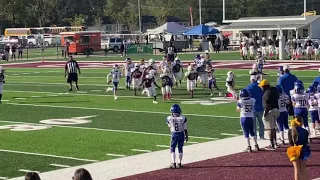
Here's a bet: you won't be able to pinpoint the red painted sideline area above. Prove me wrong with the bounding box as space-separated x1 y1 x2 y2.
117 138 320 180
2 61 320 70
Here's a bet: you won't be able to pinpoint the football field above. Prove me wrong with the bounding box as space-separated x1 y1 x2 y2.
0 60 319 179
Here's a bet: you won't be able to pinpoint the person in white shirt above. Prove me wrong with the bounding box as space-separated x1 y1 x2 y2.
123 58 134 90
275 85 290 144
107 64 122 100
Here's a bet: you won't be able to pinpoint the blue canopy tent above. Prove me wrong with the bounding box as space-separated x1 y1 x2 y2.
183 24 219 35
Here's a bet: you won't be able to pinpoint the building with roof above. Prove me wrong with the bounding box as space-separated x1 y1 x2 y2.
222 15 320 40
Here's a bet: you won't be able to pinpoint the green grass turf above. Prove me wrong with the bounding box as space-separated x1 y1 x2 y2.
0 67 318 178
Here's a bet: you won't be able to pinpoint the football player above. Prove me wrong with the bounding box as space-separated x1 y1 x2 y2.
236 89 259 152
277 66 284 80
314 40 320 60
167 104 188 169
196 57 206 88
275 36 280 59
140 74 160 104
291 83 310 133
248 38 255 60
275 85 290 144
159 56 168 72
268 36 275 60
296 40 303 60
131 64 143 96
285 39 291 59
261 37 267 58
226 71 237 99
307 86 319 135
241 39 248 60
139 58 146 72
123 58 134 90
206 64 222 97
172 57 184 87
184 65 197 98
256 49 266 72
0 67 5 104
160 68 173 101
305 37 313 60
107 64 122 100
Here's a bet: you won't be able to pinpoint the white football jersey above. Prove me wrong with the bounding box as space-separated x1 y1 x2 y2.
292 93 309 108
237 98 256 117
123 63 134 76
226 77 235 87
256 56 265 65
315 93 320 107
166 115 187 133
109 69 121 83
278 93 290 112
139 63 146 72
308 94 318 111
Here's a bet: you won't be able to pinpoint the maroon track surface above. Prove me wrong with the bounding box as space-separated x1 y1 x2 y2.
118 138 320 180
2 61 320 70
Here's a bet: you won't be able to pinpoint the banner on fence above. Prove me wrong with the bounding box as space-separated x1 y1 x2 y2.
126 44 153 55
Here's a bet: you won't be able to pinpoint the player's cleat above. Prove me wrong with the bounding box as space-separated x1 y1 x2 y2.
106 87 112 92
244 146 252 152
210 93 213 97
254 144 260 151
218 92 223 96
114 96 118 100
265 144 276 150
153 100 158 104
168 163 176 169
176 163 182 169
69 88 73 92
76 86 79 91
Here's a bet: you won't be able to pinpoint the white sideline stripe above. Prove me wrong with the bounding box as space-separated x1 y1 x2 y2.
0 177 8 180
187 141 199 144
155 145 170 148
131 149 152 153
14 98 26 100
0 149 98 162
106 153 126 157
0 120 216 140
5 102 239 119
49 164 71 168
220 133 240 136
19 169 40 173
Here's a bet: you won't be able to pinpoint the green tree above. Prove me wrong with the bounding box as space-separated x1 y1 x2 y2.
70 14 86 26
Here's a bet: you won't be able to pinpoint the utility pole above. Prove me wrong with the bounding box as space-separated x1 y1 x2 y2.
199 0 202 24
138 0 142 41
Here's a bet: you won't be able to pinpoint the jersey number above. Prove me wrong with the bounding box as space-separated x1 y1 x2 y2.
280 99 286 107
245 105 253 112
299 99 307 106
174 123 179 131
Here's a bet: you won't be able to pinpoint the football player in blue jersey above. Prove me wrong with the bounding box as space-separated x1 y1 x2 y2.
166 104 188 169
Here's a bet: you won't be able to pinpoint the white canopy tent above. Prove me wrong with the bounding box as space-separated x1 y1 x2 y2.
147 22 189 35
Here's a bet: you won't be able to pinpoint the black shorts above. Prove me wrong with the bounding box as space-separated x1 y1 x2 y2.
67 73 78 83
167 54 175 62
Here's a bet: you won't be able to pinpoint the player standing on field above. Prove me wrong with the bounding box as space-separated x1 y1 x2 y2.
65 56 81 92
167 104 188 169
107 64 122 100
0 67 5 104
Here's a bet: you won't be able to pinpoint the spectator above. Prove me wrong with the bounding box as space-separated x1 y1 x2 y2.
4 44 10 61
11 43 17 60
188 37 193 52
246 75 265 139
278 65 297 116
259 79 280 149
165 42 177 62
25 172 41 180
120 41 125 57
18 43 23 60
72 168 93 180
215 37 221 53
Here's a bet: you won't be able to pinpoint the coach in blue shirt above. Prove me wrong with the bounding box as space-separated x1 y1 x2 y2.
278 65 297 96
247 75 265 139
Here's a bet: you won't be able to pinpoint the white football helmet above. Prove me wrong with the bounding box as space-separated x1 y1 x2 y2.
262 37 266 41
268 36 272 39
134 63 139 69
227 71 234 78
146 75 152 79
149 59 155 66
187 65 193 72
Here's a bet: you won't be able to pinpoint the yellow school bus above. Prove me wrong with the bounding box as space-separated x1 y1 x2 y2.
4 26 87 36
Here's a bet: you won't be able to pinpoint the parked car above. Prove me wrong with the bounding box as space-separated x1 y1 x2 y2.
101 37 123 52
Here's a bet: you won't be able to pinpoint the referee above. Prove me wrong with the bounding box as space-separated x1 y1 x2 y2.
65 56 81 91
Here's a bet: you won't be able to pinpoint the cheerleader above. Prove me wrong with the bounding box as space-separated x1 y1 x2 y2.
314 40 319 60
296 40 303 60
275 36 280 59
261 37 267 58
305 37 313 60
292 39 298 60
285 39 291 59
241 39 248 60
268 36 275 60
287 116 310 180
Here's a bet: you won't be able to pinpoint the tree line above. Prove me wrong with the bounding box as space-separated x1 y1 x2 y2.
0 0 319 29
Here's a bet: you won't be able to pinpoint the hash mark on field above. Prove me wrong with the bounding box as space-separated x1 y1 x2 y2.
131 149 152 153
220 133 240 136
34 72 41 73
91 90 102 92
155 145 170 148
49 164 71 168
187 141 199 144
19 169 40 173
22 73 30 75
106 153 126 157
14 98 26 100
47 94 58 97
12 74 19 75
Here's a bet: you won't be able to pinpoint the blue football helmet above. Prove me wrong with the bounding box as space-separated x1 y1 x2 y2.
312 81 319 88
239 89 250 99
171 104 181 114
275 85 284 94
294 80 304 86
295 83 305 94
125 58 131 62
278 66 283 72
317 84 320 93
307 86 316 94
195 54 201 59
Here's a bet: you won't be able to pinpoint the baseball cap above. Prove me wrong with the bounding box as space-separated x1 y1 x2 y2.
283 65 290 71
258 79 270 87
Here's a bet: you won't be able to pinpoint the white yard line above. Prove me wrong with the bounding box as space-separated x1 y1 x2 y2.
5 102 239 119
155 145 170 148
131 149 152 153
0 120 216 140
14 98 26 100
0 149 98 162
106 153 126 157
1 100 10 102
30 96 41 98
220 133 241 136
186 141 199 144
18 169 40 173
49 164 71 168
91 90 102 92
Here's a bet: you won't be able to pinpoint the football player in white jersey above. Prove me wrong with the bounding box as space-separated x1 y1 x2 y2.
123 58 134 90
158 56 168 72
291 83 310 133
184 65 197 98
236 89 259 152
160 67 173 101
172 57 184 87
131 64 143 96
0 67 5 104
307 86 319 135
139 58 146 72
226 71 237 99
241 40 248 60
166 104 188 169
107 64 122 100
206 64 222 97
196 58 207 88
275 85 290 144
256 50 266 73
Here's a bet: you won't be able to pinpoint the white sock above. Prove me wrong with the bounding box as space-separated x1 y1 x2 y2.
246 138 251 147
178 153 183 163
280 131 285 141
253 136 258 145
171 152 176 163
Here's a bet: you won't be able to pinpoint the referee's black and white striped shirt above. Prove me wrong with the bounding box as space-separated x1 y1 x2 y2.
65 60 80 74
